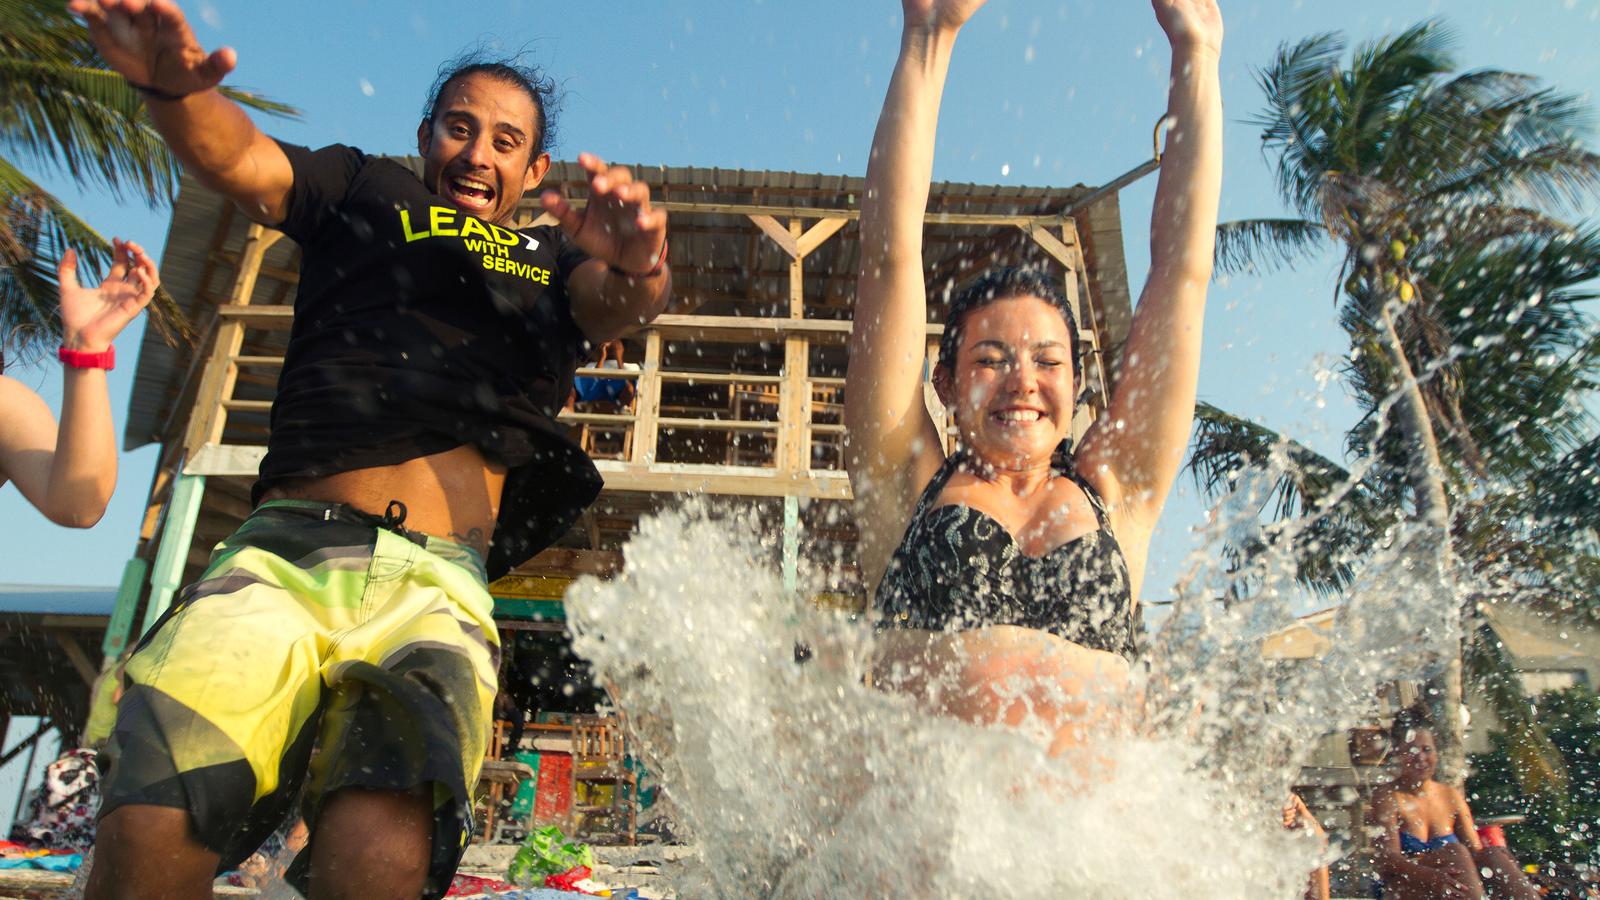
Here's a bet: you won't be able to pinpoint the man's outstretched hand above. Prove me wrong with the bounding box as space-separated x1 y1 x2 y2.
70 0 236 96
541 153 669 277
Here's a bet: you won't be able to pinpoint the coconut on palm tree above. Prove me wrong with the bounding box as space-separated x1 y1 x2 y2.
0 0 295 363
1191 20 1600 787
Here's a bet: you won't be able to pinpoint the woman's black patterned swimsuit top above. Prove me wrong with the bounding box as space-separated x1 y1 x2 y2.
874 443 1141 660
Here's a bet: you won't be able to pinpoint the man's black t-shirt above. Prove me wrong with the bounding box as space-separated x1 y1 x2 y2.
256 141 603 579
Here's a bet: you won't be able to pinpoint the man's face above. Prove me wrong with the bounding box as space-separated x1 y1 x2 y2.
417 72 552 226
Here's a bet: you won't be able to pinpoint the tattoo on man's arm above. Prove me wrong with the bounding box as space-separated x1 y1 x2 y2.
450 527 487 550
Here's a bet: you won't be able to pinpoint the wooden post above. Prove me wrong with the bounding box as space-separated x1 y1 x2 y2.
631 330 663 464
1065 220 1111 412
778 219 809 475
9 722 46 826
101 556 149 659
142 473 207 635
782 496 800 593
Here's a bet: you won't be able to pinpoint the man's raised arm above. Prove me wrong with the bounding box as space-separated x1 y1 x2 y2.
71 0 294 224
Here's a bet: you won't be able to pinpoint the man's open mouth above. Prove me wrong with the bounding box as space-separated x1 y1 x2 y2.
446 175 496 211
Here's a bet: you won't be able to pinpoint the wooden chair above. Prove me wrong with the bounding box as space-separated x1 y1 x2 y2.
568 714 637 845
475 720 535 844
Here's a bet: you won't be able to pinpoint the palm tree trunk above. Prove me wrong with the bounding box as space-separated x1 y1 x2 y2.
1375 302 1466 781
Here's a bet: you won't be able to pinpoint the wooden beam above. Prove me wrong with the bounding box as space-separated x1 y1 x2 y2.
658 417 778 432
631 330 663 464
205 250 300 286
1021 224 1079 274
510 548 624 577
50 629 97 687
253 312 885 346
0 721 51 767
795 217 849 259
589 462 853 500
747 214 798 258
216 305 293 324
658 371 782 386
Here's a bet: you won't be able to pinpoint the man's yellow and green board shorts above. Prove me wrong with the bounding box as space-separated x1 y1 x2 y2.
99 499 500 899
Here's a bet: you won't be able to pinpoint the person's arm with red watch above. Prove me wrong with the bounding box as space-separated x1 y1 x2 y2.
0 239 157 527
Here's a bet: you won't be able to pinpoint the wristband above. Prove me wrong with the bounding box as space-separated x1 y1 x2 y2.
607 236 670 280
59 346 115 370
125 78 195 103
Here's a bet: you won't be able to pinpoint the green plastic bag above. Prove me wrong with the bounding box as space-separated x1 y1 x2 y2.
507 824 594 885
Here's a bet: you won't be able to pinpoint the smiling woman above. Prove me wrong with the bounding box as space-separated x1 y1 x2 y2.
846 0 1223 758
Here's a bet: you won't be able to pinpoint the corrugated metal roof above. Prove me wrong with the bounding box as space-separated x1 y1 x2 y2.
0 583 117 617
125 159 1132 450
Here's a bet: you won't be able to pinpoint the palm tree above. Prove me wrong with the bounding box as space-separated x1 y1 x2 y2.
1192 20 1600 786
0 0 296 363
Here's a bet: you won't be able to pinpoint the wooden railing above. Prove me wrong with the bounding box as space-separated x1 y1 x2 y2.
172 197 1102 507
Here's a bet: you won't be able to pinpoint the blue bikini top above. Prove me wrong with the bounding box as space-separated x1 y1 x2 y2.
1400 832 1459 855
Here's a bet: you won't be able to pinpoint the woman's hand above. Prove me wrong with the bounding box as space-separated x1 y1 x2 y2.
1151 0 1224 56
902 0 988 35
59 239 158 353
1284 793 1326 840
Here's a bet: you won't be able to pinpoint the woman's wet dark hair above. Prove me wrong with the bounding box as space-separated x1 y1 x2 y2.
937 266 1082 383
1390 704 1434 747
421 50 560 158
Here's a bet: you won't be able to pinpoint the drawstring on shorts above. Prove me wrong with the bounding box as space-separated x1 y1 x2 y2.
316 499 427 547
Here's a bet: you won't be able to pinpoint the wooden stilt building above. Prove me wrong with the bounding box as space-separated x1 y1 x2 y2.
69 160 1133 842
107 159 1133 653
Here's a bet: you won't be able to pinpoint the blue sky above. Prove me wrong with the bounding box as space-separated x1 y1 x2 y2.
4 0 1598 600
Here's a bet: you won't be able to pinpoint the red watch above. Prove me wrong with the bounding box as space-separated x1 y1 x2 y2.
59 345 115 370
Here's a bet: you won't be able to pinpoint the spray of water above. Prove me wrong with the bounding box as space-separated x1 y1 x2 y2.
566 474 1459 897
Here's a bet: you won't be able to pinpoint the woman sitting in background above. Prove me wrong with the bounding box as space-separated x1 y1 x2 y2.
1369 707 1540 900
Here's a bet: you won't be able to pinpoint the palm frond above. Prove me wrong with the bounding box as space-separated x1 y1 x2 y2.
1339 20 1457 169
1188 402 1395 596
1212 218 1328 277
0 59 299 207
0 155 188 357
1465 619 1569 797
1423 229 1600 475
0 0 288 356
1530 433 1600 538
1249 32 1346 217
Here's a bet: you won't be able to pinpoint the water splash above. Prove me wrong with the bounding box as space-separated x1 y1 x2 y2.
566 483 1458 898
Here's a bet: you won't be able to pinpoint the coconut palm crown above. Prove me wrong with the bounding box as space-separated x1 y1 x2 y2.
1191 20 1600 792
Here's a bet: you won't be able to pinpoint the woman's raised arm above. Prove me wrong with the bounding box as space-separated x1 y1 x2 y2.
1078 0 1223 532
846 0 987 576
